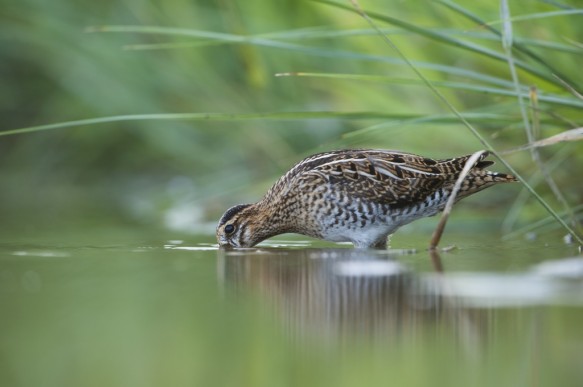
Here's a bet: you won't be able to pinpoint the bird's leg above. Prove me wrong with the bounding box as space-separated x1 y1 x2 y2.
370 235 390 250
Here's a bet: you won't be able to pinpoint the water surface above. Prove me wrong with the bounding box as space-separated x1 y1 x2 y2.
1 228 582 386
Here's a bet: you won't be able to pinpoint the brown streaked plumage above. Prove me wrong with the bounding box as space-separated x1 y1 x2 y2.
216 149 516 249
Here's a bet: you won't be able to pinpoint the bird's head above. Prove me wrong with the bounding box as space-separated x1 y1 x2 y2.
216 203 266 248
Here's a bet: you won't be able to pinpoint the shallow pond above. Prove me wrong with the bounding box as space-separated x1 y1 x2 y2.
1 227 582 387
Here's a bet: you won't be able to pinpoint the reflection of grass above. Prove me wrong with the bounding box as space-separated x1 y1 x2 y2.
1 0 582 239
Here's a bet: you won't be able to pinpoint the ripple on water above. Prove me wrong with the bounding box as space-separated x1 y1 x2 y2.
424 268 583 307
164 245 218 251
11 250 70 258
334 260 408 277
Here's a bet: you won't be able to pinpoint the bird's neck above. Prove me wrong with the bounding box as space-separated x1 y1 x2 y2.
247 200 294 244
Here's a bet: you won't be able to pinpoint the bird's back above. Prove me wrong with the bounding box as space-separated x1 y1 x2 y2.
264 149 514 208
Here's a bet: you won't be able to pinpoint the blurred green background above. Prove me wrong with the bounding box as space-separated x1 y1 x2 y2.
2 0 582 238
2 2 583 387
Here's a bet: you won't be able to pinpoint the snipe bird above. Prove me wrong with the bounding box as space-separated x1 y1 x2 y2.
216 149 516 249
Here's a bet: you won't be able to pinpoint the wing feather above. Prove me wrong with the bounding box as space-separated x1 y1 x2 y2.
266 149 490 207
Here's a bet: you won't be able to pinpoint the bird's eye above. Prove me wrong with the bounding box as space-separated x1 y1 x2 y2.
224 224 236 234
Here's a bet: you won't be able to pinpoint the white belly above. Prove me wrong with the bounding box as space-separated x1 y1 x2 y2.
317 204 441 248
320 223 397 248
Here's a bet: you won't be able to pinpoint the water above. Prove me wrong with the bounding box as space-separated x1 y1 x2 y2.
1 228 582 387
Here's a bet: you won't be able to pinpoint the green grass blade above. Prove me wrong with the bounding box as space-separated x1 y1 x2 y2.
317 0 560 85
269 25 583 56
341 113 510 139
124 41 226 51
503 204 583 240
276 72 583 108
92 24 538 88
486 9 583 26
0 111 420 137
123 25 583 56
436 0 579 88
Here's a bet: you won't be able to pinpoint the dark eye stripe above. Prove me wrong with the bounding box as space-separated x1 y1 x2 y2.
237 224 247 242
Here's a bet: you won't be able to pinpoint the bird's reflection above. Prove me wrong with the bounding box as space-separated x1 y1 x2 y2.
217 247 484 346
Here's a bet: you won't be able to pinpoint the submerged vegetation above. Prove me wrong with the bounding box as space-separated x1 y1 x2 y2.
1 0 582 241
